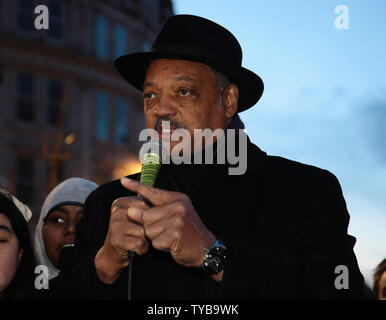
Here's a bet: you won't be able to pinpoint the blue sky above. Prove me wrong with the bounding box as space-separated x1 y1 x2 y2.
173 0 386 286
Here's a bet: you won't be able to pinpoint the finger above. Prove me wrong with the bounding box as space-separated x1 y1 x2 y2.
110 206 145 234
112 196 150 211
143 216 167 240
118 235 149 256
142 202 186 240
120 177 181 206
110 206 131 223
143 204 187 243
122 219 146 238
142 201 183 227
151 228 181 254
127 207 144 224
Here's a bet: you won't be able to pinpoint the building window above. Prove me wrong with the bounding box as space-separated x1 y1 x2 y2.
17 0 34 32
95 15 109 59
47 79 63 126
115 97 129 145
95 91 110 141
16 72 35 122
114 24 128 59
48 0 64 40
15 156 35 207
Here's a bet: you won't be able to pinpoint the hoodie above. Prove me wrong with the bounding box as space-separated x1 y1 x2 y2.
34 177 98 280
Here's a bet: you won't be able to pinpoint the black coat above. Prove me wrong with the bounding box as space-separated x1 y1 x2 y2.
48 138 365 299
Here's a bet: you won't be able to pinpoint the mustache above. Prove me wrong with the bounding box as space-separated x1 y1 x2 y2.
154 117 185 130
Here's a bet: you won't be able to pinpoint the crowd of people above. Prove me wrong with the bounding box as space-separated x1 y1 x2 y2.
0 178 97 299
0 177 384 300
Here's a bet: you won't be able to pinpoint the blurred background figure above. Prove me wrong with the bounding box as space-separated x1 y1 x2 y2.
373 258 386 300
33 177 98 280
0 189 36 299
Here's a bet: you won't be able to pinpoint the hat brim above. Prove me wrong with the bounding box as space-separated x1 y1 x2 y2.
114 52 264 113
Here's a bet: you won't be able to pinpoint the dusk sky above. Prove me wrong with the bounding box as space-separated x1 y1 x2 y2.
173 0 386 285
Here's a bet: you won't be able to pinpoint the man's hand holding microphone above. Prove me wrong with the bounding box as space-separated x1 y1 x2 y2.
94 177 220 284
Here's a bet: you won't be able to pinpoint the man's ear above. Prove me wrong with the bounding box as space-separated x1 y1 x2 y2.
222 84 239 119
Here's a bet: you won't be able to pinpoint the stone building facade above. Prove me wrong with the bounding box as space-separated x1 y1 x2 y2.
0 0 173 226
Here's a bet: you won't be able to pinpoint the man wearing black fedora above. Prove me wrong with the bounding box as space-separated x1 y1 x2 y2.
49 14 365 300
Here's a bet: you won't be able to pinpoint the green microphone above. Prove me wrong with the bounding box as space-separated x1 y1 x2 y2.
140 152 162 187
139 139 163 188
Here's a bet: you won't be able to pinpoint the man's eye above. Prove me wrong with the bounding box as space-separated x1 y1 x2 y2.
178 88 190 96
144 92 155 99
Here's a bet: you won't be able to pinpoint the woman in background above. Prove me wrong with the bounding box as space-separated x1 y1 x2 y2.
0 189 36 299
34 177 98 280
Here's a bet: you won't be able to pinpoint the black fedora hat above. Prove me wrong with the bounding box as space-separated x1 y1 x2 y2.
114 14 264 112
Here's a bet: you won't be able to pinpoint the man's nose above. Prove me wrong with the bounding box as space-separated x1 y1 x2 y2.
155 94 177 118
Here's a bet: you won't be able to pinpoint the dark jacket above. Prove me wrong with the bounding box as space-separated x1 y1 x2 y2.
47 138 365 299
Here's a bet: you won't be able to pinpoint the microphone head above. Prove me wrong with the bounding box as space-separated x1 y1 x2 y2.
139 140 164 187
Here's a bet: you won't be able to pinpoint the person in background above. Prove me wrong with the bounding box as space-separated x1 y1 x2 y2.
373 258 386 300
34 178 98 280
0 189 36 299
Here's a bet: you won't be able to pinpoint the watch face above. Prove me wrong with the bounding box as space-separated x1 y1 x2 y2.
203 245 227 275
